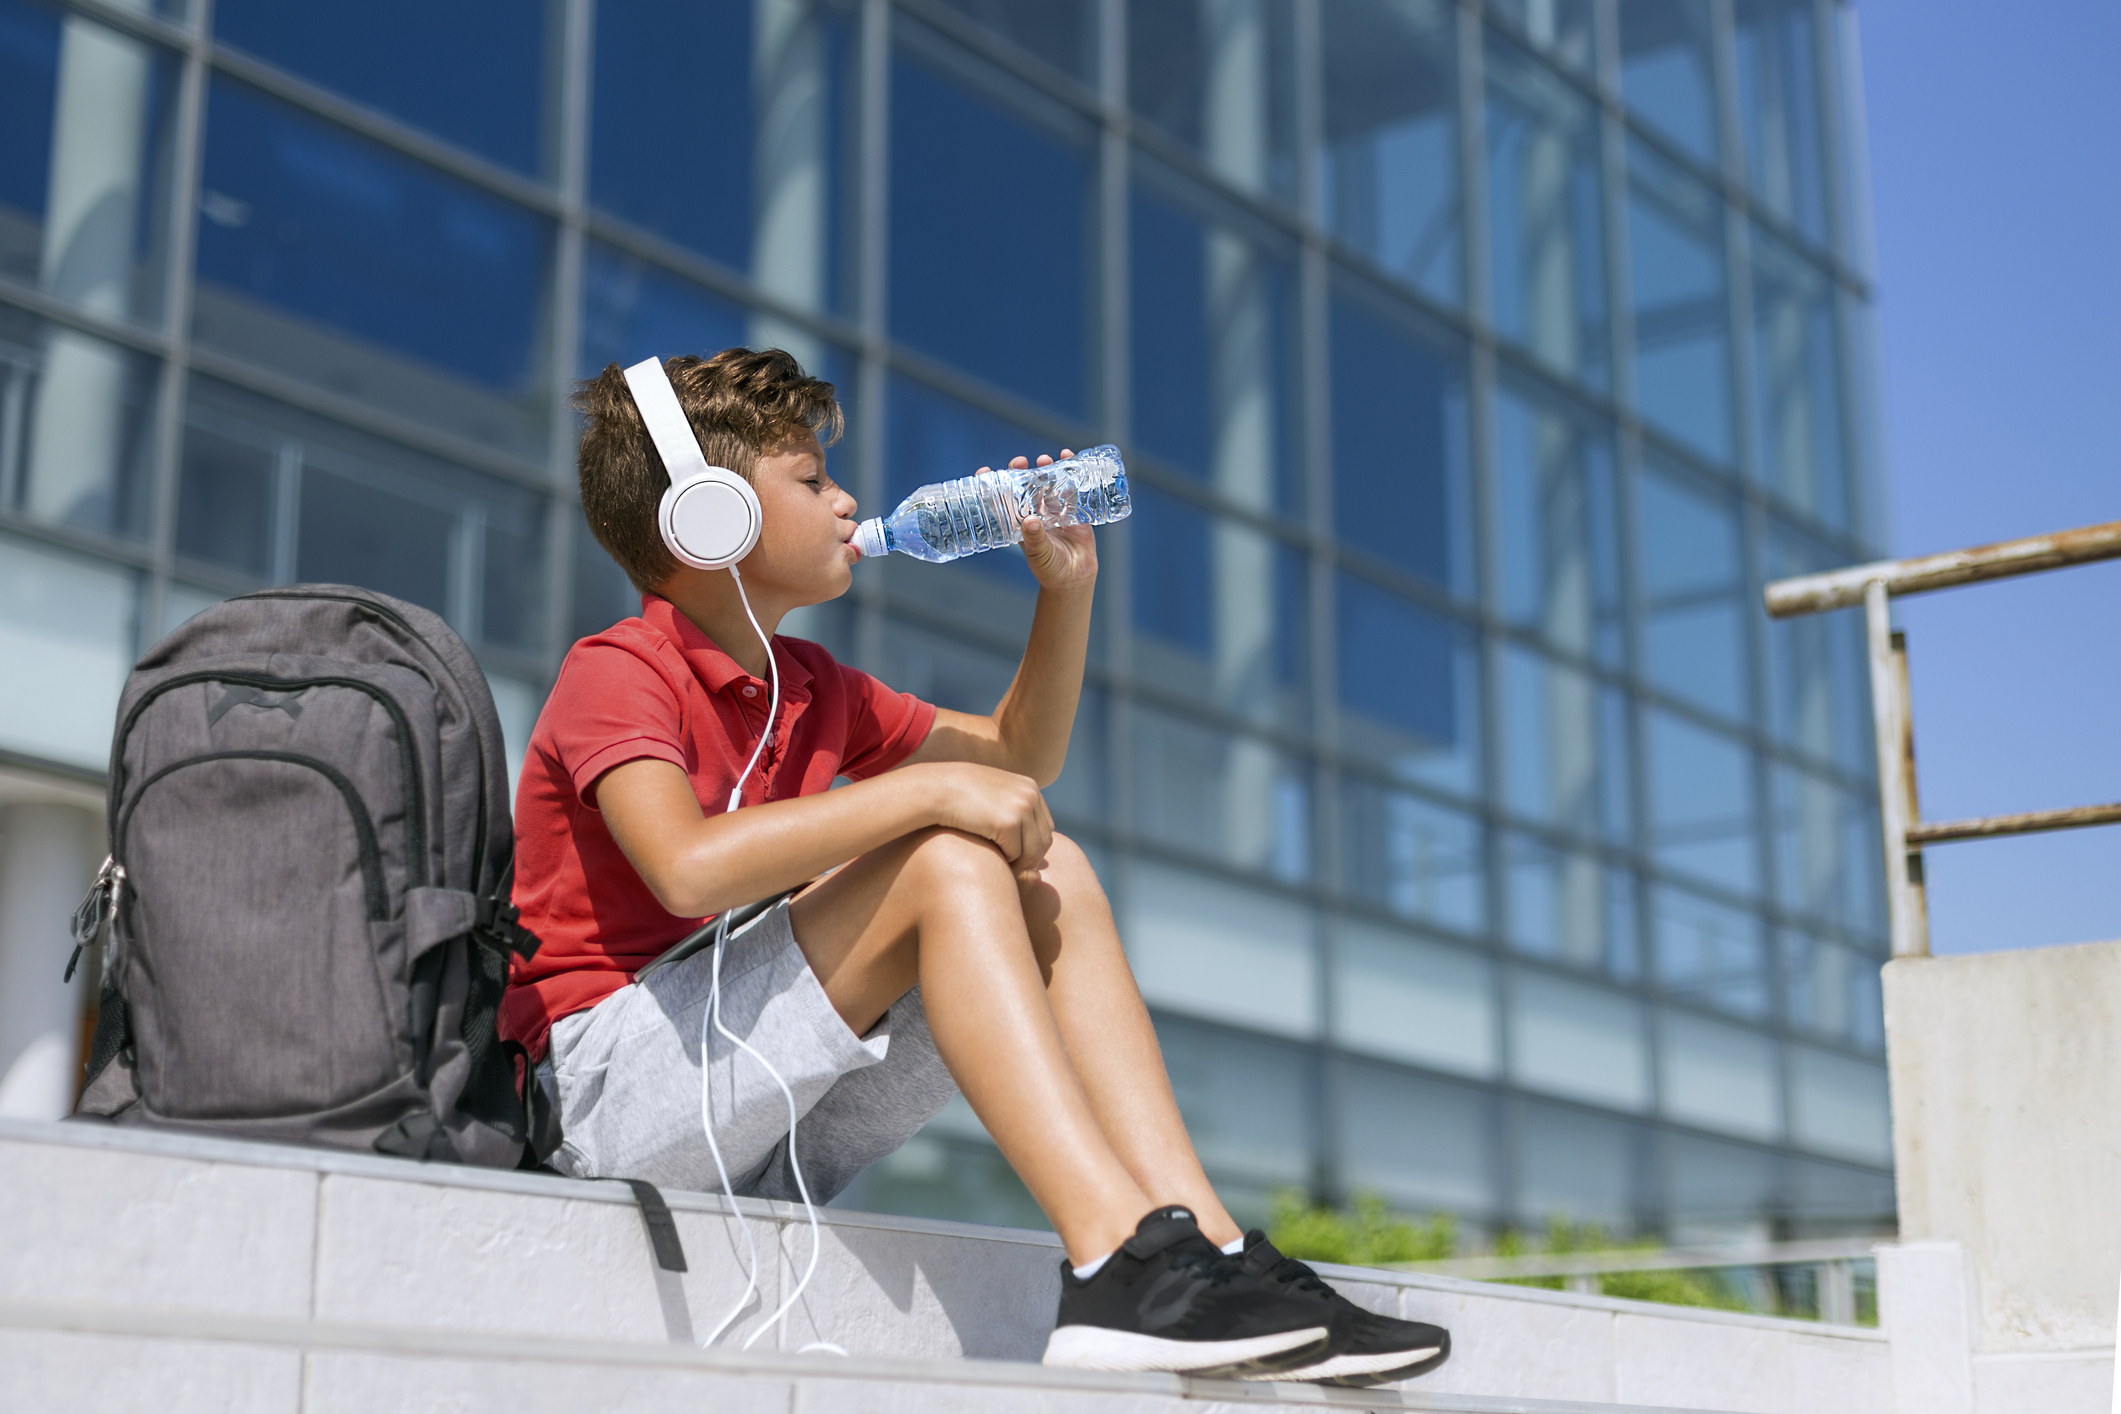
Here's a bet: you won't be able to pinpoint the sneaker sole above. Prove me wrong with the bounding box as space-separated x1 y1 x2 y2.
1240 1343 1445 1383
1042 1323 1331 1376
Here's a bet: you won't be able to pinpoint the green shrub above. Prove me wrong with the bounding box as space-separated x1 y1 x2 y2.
1265 1190 1455 1268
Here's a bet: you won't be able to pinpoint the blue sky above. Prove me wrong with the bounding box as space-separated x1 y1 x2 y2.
1858 0 2121 953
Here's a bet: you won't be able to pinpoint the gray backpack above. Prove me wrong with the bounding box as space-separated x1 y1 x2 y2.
70 584 545 1168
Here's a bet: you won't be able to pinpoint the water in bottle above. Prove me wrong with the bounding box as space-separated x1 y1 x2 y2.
850 445 1130 563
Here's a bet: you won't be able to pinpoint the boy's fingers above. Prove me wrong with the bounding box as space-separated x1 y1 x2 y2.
1009 455 1030 469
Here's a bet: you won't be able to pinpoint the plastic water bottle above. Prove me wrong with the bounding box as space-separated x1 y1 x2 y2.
851 445 1130 563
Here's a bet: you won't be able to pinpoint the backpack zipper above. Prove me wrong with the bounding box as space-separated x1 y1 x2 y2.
64 855 125 983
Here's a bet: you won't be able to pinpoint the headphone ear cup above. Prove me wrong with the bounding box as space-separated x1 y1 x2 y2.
660 467 762 570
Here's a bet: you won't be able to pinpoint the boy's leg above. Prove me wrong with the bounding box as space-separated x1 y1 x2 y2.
789 826 1155 1264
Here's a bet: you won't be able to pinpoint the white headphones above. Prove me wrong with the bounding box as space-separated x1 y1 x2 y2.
623 355 762 571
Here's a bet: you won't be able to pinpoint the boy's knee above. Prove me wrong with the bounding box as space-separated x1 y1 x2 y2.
903 825 1014 887
1038 832 1103 897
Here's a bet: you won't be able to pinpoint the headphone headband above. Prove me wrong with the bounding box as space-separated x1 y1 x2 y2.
623 355 763 572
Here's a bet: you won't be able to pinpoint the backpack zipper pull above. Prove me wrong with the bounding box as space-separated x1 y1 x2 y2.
66 856 123 984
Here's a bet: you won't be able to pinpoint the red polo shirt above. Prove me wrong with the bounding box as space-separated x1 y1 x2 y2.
500 595 936 1060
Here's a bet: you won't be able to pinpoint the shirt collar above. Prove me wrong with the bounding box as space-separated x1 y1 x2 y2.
641 594 815 698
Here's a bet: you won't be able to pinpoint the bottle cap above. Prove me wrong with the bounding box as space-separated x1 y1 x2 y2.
851 519 886 560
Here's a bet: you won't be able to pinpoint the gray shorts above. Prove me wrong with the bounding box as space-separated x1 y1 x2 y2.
537 899 957 1201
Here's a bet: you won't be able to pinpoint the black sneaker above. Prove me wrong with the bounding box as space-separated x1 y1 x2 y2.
1040 1207 1333 1375
1232 1230 1451 1386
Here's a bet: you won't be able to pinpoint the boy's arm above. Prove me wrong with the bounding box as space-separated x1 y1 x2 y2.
599 756 1055 916
899 453 1097 789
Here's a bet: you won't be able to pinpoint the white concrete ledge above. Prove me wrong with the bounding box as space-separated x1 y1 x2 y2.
0 1118 1891 1413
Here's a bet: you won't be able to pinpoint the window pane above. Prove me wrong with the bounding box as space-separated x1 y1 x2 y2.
0 530 137 769
1652 882 1768 1018
1519 1101 1638 1229
1130 173 1303 517
1668 1133 1779 1238
1336 577 1482 797
1794 1155 1893 1228
0 3 177 323
1493 382 1623 665
1628 140 1732 464
571 528 639 643
1485 32 1610 389
591 0 856 314
1339 1061 1494 1213
0 308 158 544
1330 292 1471 593
1320 0 1460 306
1128 861 1318 1040
1639 463 1748 720
1157 1014 1313 1200
1504 833 1637 980
890 27 1094 418
1763 522 1872 774
1646 709 1758 894
1749 229 1848 528
1790 1046 1890 1166
1784 930 1884 1054
1734 0 1829 245
215 0 547 176
1619 0 1718 164
1510 969 1649 1111
1770 764 1885 941
1489 0 1597 73
1134 706 1311 884
1132 487 1307 731
578 244 747 377
1500 646 1631 846
195 81 553 459
1339 775 1485 935
930 0 1097 83
1128 0 1298 204
1333 918 1497 1077
1661 1010 1780 1141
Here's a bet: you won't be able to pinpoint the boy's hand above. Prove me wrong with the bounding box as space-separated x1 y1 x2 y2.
915 761 1054 878
1001 452 1098 592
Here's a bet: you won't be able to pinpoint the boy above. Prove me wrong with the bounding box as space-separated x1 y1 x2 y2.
503 347 1448 1383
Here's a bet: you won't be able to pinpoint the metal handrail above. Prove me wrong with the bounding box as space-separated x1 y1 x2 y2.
1763 518 2121 956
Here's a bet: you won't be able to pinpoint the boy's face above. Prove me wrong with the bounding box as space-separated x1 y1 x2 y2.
738 433 859 606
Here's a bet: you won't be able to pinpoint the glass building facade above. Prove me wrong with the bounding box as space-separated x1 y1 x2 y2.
0 0 1892 1242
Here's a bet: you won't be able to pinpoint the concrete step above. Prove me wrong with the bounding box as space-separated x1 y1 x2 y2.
0 1118 1889 1413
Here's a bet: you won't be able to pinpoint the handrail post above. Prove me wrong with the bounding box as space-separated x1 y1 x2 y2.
1865 579 1927 956
1890 628 1929 951
1820 1259 1857 1325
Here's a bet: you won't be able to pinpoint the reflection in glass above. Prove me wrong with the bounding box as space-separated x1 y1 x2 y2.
1319 0 1460 305
1784 930 1884 1053
0 2 176 322
1519 1101 1637 1229
1652 883 1768 1017
1646 709 1758 895
1790 1046 1890 1166
1489 0 1597 73
579 243 747 378
1500 647 1629 844
1628 141 1732 463
592 0 856 320
1329 293 1470 593
1668 1132 1778 1237
1763 523 1871 774
1129 0 1298 204
1639 464 1747 720
1337 575 1482 797
1769 764 1884 941
1618 0 1719 164
1660 1010 1780 1141
1484 34 1609 388
931 0 1097 83
1134 705 1310 884
1131 175 1303 517
1493 384 1622 664
1132 486 1306 730
1734 0 1828 244
194 81 554 459
572 530 639 642
173 379 548 653
1339 1061 1494 1212
0 530 137 770
216 0 548 177
1334 919 1497 1078
1339 774 1484 935
0 308 157 543
1749 230 1848 528
891 31 1094 418
1505 832 1636 979
1156 1013 1314 1195
1128 862 1317 1039
1511 969 1649 1111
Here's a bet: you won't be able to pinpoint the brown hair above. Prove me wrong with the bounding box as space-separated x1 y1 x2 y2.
574 347 843 591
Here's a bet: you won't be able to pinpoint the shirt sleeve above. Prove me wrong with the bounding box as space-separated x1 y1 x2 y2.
545 642 690 807
836 661 937 782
